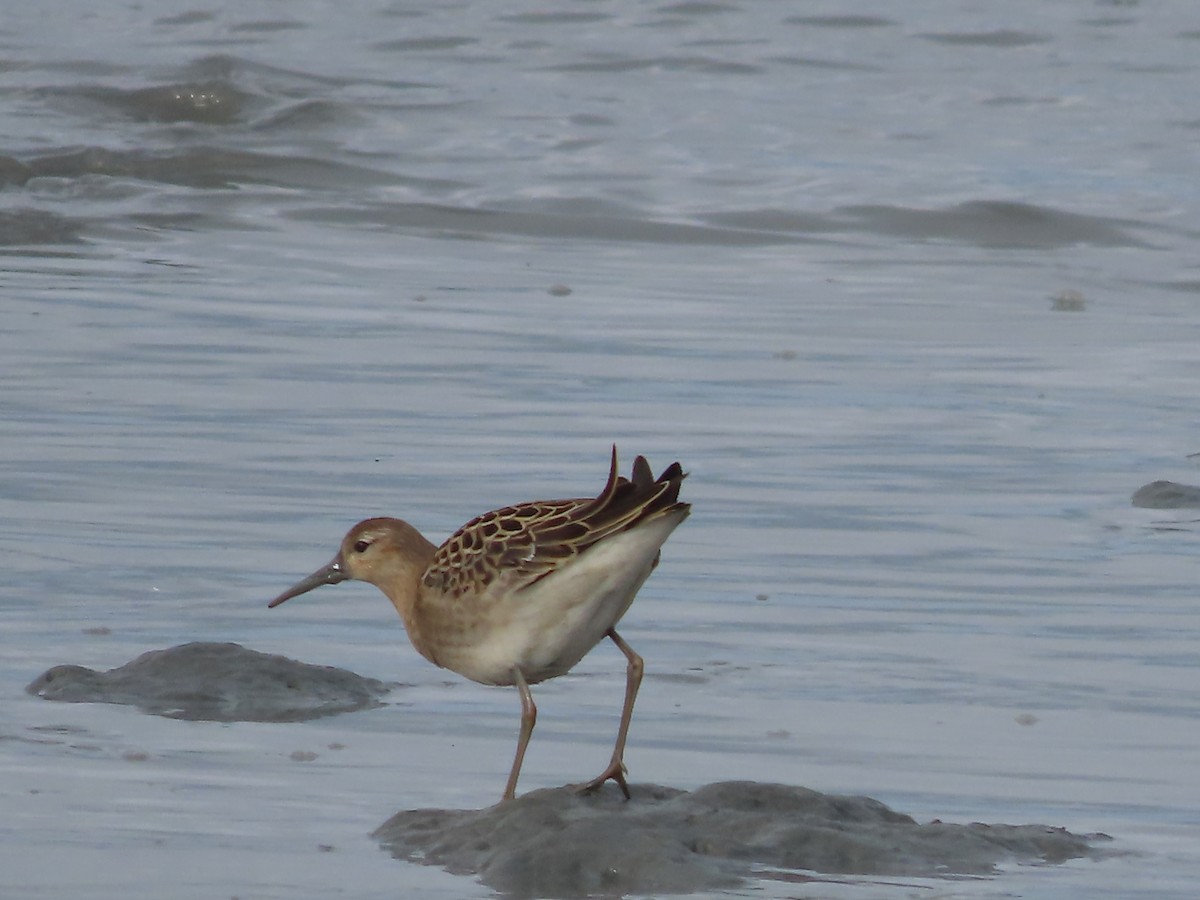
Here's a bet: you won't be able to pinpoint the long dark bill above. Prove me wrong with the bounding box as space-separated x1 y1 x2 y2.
267 557 348 608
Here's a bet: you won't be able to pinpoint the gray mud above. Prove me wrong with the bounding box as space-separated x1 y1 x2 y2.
26 642 390 721
375 781 1111 898
1131 480 1200 508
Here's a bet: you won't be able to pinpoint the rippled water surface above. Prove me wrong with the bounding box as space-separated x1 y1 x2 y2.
3 2 1199 898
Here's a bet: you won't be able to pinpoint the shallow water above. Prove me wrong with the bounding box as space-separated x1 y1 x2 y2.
3 1 1200 898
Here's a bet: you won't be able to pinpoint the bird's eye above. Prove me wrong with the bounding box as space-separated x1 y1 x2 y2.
353 539 371 553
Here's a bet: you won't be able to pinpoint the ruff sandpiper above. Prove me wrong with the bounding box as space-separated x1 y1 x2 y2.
268 447 689 802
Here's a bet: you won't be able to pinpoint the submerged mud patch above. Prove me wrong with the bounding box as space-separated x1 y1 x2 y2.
26 642 390 722
375 781 1111 898
1131 480 1200 508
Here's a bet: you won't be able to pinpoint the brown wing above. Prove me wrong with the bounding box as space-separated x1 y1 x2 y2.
422 447 689 599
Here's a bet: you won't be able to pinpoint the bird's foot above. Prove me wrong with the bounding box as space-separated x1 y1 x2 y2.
575 759 631 800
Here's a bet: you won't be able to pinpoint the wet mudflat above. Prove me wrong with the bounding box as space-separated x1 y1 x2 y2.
23 644 1112 898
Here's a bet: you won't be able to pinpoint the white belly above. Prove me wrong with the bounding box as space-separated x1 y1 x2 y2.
437 514 683 685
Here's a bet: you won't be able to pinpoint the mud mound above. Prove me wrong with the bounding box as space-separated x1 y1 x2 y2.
26 641 390 722
375 781 1110 898
1131 480 1200 508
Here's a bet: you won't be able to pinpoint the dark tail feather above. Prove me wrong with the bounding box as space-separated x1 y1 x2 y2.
631 455 654 489
594 445 622 507
585 448 687 528
655 462 685 504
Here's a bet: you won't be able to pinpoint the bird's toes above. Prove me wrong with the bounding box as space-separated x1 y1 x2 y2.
575 760 631 800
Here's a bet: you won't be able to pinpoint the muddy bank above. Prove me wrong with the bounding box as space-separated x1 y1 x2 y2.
375 781 1111 898
26 642 390 722
24 645 1113 897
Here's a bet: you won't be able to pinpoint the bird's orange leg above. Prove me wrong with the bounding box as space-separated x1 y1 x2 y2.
503 668 536 802
578 628 643 800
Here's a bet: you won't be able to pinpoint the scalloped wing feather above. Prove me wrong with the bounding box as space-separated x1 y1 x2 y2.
422 449 688 600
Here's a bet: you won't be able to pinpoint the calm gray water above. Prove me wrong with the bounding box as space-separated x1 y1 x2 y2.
3 1 1199 897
